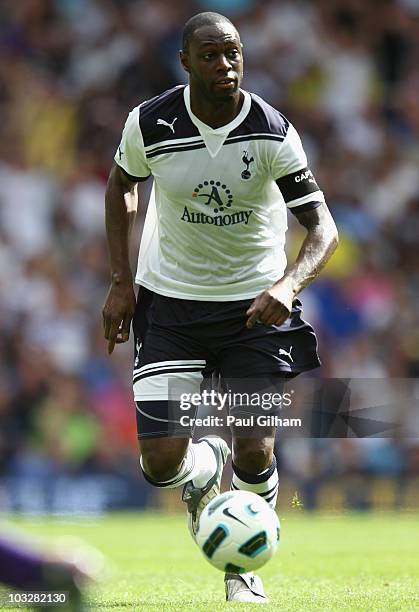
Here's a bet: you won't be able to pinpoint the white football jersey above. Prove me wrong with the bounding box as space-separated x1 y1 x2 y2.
115 85 324 300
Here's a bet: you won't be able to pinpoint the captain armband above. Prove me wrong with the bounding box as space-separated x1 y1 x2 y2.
275 167 320 204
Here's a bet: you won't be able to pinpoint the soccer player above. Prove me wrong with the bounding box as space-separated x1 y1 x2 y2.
103 12 338 603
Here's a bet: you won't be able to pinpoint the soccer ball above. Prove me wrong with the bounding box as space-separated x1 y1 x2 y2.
195 490 280 573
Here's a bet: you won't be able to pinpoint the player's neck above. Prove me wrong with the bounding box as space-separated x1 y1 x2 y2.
190 89 244 129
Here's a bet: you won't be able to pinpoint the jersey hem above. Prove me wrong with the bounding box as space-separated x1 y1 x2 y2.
135 277 268 301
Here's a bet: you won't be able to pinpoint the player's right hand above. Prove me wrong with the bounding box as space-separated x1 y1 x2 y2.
102 281 136 354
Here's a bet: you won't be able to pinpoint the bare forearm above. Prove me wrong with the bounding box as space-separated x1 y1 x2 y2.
105 164 138 283
281 204 339 295
246 203 338 328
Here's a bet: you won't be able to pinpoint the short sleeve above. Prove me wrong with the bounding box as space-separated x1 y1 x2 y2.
270 123 325 211
114 107 151 181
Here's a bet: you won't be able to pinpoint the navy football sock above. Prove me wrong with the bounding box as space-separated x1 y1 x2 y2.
231 455 279 508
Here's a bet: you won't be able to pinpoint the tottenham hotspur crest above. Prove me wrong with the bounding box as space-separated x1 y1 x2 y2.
241 150 254 179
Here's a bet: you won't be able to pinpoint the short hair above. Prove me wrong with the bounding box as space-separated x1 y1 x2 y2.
182 12 237 52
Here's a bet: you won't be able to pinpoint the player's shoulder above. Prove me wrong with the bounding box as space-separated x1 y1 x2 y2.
137 85 197 147
234 92 290 140
139 85 185 120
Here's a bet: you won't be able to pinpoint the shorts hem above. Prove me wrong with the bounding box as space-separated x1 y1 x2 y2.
134 395 177 401
137 431 190 439
251 360 321 376
279 360 321 373
137 431 169 439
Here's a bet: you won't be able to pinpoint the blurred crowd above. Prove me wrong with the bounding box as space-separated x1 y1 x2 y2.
0 0 418 510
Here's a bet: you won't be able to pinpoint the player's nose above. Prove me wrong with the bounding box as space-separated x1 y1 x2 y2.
215 53 232 71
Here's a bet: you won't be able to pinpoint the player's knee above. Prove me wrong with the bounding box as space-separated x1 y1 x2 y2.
233 440 273 474
141 450 182 482
140 439 188 483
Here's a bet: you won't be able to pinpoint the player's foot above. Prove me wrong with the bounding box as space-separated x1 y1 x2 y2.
182 436 230 538
224 571 268 603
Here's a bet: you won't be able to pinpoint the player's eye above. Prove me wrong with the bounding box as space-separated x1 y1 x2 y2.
202 52 215 60
227 49 239 59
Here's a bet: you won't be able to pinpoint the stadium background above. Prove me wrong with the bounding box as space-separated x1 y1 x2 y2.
0 0 418 515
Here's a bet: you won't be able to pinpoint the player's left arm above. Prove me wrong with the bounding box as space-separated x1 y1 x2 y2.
246 202 338 328
246 120 339 328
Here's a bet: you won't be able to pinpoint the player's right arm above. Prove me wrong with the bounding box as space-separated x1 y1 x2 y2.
102 163 138 355
103 106 151 354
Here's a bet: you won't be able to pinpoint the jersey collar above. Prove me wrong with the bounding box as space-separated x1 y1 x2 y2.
183 85 251 158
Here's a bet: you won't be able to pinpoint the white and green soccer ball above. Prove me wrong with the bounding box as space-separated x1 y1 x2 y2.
195 490 280 573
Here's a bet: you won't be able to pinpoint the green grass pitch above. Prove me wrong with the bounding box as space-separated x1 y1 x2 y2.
3 512 419 611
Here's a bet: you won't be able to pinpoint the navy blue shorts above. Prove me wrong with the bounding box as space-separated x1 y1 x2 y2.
133 287 320 439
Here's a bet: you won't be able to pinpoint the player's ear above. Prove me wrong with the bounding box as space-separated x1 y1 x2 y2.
180 50 190 74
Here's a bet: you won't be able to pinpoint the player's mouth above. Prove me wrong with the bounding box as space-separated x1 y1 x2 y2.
214 77 237 90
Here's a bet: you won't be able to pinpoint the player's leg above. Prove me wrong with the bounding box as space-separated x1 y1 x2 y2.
136 401 230 536
133 288 230 534
139 435 224 492
224 428 278 604
218 296 319 603
219 295 319 508
231 432 279 510
214 375 281 509
225 407 278 603
134 351 228 505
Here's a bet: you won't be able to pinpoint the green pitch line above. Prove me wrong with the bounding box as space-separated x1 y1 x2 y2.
3 512 419 611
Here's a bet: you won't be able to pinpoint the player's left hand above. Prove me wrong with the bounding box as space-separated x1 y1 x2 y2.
246 279 295 328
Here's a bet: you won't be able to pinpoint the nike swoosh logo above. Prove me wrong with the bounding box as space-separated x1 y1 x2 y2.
222 507 248 526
